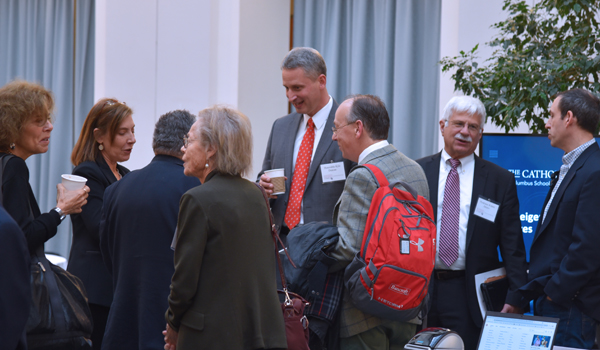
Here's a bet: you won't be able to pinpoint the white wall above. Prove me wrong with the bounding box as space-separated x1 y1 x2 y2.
95 0 290 179
438 0 535 153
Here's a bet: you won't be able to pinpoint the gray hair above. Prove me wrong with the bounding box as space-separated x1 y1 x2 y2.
153 109 196 157
281 47 327 80
194 105 252 177
442 96 486 127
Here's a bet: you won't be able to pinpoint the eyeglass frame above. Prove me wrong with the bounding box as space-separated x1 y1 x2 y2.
444 119 482 134
332 121 357 135
183 135 201 149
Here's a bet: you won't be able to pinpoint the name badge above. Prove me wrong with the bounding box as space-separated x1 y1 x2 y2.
321 162 346 183
473 196 500 223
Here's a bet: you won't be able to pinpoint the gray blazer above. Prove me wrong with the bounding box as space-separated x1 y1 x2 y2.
331 144 429 338
259 100 354 232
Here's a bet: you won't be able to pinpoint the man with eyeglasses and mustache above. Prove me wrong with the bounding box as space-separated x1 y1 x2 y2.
416 96 528 350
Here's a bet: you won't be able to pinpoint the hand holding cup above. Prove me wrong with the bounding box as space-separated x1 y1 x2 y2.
260 169 286 199
56 174 89 215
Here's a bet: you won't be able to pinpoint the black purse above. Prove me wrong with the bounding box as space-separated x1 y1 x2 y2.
26 247 93 349
1 154 93 349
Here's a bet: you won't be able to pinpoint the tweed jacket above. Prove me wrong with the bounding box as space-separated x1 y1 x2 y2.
330 144 429 338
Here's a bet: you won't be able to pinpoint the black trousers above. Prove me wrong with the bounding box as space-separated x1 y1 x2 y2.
427 275 481 350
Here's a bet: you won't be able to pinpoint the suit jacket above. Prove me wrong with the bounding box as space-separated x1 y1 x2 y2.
68 155 129 307
0 207 30 350
416 152 528 326
1 153 62 252
331 144 430 338
259 100 355 232
99 155 199 350
165 172 287 349
522 143 600 321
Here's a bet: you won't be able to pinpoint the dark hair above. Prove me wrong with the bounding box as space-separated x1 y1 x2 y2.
153 109 196 156
557 89 600 134
71 98 133 166
281 47 327 80
0 80 54 151
346 94 390 140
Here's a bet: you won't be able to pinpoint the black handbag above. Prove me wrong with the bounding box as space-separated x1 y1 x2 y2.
1 154 93 349
26 247 93 349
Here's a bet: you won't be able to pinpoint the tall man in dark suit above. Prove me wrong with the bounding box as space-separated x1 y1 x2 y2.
521 89 600 349
416 96 528 350
329 95 429 349
259 47 353 241
99 110 200 350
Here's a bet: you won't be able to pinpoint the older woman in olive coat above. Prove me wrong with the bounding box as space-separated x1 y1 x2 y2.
163 106 287 350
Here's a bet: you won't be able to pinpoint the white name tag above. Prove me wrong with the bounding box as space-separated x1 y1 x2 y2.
321 162 346 183
474 196 500 223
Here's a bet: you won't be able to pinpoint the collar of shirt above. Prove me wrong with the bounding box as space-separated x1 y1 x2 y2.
562 138 596 169
358 140 389 164
301 96 332 135
441 148 474 173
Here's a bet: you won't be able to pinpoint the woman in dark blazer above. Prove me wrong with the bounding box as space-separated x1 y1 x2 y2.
0 80 89 252
163 106 287 350
0 80 89 348
68 98 135 350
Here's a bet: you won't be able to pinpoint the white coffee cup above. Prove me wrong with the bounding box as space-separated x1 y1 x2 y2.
61 174 87 191
264 168 285 195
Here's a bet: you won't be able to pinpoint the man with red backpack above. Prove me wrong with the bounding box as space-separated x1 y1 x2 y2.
328 94 430 349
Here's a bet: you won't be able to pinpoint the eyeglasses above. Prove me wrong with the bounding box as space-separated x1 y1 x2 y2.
183 135 197 148
332 121 356 135
99 99 127 115
104 99 126 107
446 120 481 133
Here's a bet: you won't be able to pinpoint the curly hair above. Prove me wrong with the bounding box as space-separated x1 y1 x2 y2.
71 98 133 166
0 80 54 152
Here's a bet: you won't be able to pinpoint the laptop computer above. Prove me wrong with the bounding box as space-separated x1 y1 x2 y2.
476 311 559 350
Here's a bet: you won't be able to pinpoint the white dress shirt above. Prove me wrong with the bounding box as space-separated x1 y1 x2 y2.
435 149 475 270
358 140 389 164
291 96 333 225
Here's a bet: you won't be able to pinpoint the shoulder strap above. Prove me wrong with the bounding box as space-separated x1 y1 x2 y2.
0 154 15 205
253 183 296 286
360 163 420 200
361 164 389 187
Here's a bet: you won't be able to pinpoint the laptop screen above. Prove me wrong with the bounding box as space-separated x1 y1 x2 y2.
477 311 559 350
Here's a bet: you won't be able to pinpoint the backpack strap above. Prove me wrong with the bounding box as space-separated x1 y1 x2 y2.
360 163 419 200
361 164 389 187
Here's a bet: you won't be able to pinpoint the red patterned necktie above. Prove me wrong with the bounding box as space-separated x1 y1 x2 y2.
439 158 461 267
284 118 315 229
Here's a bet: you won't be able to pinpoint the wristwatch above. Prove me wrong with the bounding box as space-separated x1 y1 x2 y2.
52 207 66 221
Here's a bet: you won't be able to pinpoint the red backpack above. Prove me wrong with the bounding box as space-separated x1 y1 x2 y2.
344 164 436 321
